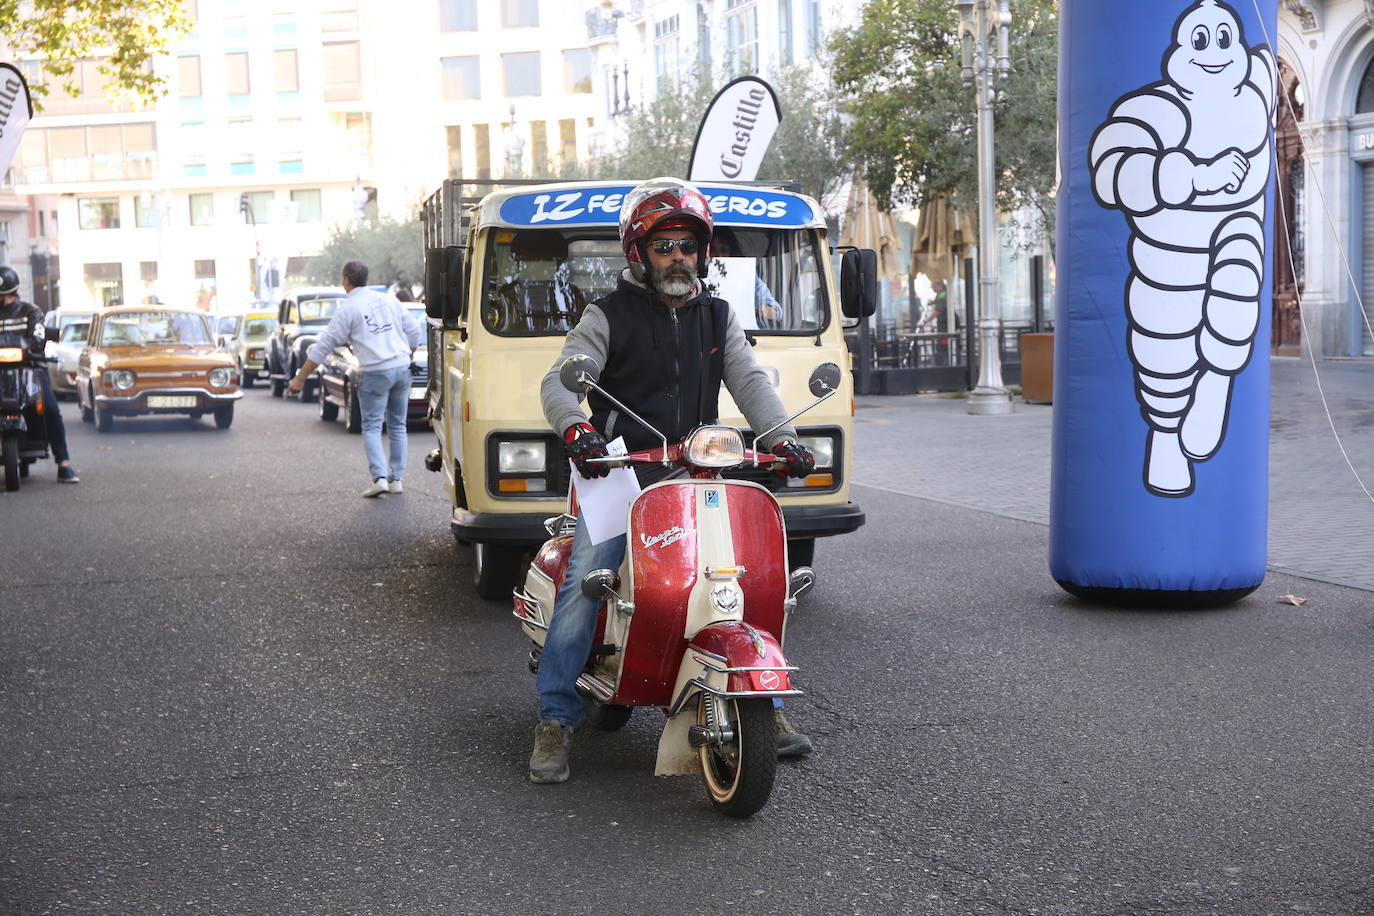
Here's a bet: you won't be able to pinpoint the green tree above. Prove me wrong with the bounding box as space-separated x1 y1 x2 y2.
563 62 850 204
832 0 1057 228
2 0 191 107
307 218 424 293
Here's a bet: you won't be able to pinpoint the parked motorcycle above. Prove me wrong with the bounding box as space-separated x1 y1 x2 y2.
512 355 839 817
0 337 53 492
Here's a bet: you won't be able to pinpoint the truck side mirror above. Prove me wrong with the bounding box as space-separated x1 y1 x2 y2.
840 248 878 319
425 245 466 330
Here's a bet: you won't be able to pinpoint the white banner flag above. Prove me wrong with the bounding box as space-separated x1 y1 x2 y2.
0 64 33 179
688 76 782 183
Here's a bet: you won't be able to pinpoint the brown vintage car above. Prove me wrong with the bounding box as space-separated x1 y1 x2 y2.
76 306 243 432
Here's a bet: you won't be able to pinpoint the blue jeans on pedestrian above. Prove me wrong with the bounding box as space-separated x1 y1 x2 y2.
358 364 410 482
537 514 627 726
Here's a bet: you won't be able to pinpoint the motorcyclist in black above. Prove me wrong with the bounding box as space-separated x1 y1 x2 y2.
0 266 79 483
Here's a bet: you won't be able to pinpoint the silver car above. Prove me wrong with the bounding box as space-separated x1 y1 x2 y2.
47 320 91 397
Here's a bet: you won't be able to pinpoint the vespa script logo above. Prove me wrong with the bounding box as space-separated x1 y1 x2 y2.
640 525 690 550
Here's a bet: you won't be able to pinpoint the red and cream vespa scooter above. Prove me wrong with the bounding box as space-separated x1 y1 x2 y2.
513 355 838 817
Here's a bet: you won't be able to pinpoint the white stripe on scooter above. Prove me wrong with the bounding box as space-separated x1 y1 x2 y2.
681 483 738 638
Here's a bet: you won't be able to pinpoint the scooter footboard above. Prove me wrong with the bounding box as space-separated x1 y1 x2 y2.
667 621 801 716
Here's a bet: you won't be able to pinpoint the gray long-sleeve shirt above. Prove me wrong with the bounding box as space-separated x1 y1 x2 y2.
541 272 796 450
306 287 421 371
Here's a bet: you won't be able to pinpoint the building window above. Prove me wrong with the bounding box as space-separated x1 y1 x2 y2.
503 51 541 97
189 193 214 226
275 49 299 92
474 123 491 179
140 262 158 281
563 49 591 94
291 189 321 221
246 190 274 222
231 159 255 176
441 55 481 100
500 0 537 27
654 16 680 85
322 41 361 101
28 58 116 116
322 0 358 32
85 263 124 308
279 159 304 174
226 52 251 95
178 55 202 97
134 193 165 228
530 120 547 174
806 0 822 54
446 126 463 178
778 0 793 66
558 118 576 168
440 0 477 31
194 260 217 312
725 0 759 76
78 198 120 230
184 163 208 177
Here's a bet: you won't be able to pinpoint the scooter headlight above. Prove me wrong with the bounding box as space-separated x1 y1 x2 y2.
209 367 232 387
106 369 136 390
0 348 23 363
684 426 744 468
709 582 741 616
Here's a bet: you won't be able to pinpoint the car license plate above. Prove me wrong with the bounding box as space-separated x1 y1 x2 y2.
148 395 197 408
410 386 426 399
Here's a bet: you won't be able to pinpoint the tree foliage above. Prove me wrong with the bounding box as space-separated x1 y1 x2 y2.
1 0 191 108
307 219 424 293
561 61 851 205
832 0 1057 226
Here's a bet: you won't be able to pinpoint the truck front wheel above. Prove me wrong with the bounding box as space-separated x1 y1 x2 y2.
473 542 524 601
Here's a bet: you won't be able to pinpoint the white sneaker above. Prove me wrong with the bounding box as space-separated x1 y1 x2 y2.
388 479 403 494
362 478 389 498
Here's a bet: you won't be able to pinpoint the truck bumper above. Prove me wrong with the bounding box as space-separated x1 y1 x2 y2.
451 501 865 546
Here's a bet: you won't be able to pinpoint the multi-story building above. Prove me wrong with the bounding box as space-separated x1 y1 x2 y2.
4 0 600 313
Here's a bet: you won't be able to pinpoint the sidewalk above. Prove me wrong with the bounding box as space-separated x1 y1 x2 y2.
853 356 1374 592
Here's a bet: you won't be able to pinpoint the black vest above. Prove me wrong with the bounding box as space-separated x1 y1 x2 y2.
588 278 730 452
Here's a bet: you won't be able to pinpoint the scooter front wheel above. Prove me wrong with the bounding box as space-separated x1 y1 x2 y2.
698 695 777 818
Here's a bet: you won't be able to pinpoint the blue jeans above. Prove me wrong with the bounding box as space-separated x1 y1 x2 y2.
537 515 627 726
358 365 410 482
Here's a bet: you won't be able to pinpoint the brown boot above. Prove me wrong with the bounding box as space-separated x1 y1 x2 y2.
774 708 813 758
528 719 573 783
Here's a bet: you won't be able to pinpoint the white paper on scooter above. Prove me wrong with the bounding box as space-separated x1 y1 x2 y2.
570 436 641 545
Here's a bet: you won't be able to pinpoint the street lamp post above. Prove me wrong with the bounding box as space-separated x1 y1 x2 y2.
957 0 1013 416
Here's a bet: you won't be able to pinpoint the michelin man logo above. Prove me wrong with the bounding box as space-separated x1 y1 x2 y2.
1088 0 1276 497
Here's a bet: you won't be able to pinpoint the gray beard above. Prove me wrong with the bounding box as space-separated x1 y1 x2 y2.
651 265 694 298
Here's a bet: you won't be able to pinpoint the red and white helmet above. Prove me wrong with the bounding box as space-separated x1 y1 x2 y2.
618 177 714 281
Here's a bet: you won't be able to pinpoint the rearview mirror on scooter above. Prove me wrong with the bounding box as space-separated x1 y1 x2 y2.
559 354 601 395
808 362 842 398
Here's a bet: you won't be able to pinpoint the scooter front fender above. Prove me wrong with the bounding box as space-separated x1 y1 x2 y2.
669 621 799 713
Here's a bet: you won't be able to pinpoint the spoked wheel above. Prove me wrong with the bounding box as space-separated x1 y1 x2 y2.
3 436 19 491
698 695 777 818
581 693 633 731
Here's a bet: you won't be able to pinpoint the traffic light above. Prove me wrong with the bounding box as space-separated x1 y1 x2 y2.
238 192 249 215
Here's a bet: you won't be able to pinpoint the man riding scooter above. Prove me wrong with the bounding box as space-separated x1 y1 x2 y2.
0 266 79 484
529 177 816 784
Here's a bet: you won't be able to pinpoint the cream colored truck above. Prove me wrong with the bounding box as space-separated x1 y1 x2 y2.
420 179 875 599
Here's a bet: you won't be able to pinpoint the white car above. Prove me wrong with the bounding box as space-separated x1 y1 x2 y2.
47 319 91 397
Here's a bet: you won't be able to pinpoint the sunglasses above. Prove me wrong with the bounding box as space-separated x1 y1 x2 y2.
648 238 700 256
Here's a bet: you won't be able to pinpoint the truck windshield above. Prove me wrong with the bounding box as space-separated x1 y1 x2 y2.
480 227 829 337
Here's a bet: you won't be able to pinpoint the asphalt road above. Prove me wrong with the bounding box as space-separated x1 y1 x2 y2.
2 388 1372 915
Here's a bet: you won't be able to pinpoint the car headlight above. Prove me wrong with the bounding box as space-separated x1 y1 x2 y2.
498 440 546 474
209 367 232 387
684 426 745 467
106 369 135 390
798 435 835 469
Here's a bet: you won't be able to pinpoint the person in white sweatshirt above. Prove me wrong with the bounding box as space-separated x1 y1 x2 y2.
288 260 422 497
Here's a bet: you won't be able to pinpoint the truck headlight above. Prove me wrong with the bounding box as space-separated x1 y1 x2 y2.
107 369 135 390
498 440 546 474
798 435 834 469
209 368 232 387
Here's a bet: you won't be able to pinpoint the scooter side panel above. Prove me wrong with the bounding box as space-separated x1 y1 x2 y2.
724 484 788 639
616 482 699 705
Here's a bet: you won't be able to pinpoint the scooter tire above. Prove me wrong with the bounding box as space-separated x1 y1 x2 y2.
582 696 633 731
699 696 777 818
3 436 19 491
